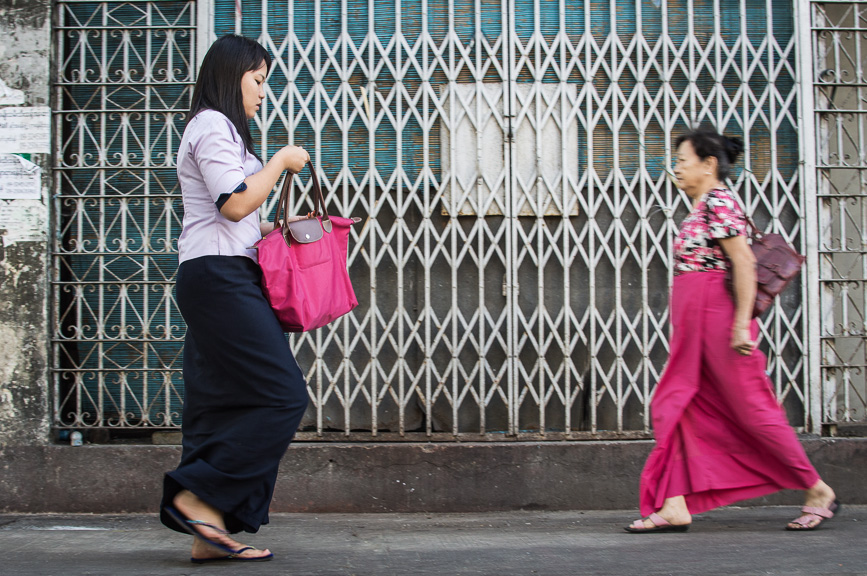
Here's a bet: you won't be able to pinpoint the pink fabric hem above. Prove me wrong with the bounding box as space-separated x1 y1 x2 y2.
638 272 819 517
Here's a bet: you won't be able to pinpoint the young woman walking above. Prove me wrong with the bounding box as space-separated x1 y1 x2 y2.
159 34 310 562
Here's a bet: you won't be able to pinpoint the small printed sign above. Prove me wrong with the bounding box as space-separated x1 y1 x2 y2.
0 106 51 153
0 154 42 200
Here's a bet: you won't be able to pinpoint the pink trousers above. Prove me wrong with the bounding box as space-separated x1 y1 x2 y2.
639 272 819 516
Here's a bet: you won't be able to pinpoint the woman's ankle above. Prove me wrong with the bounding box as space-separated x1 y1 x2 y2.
657 496 691 523
662 496 689 512
805 479 835 503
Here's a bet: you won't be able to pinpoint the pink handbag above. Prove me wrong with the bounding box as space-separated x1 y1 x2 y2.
255 163 360 332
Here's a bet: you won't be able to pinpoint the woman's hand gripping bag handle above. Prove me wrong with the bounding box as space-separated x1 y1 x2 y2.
255 163 361 332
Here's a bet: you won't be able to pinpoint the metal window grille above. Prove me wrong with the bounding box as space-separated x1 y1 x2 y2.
52 0 811 439
52 0 195 429
812 1 867 427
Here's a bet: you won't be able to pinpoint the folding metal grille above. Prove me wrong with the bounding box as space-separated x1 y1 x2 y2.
812 1 867 426
52 0 811 438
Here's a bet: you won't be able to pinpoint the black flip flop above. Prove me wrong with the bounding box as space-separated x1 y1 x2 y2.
191 546 274 564
163 505 236 554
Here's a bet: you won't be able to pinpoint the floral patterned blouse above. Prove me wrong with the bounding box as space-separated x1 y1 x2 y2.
673 188 747 276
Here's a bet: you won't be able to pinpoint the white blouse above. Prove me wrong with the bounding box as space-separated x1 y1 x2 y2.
176 109 263 264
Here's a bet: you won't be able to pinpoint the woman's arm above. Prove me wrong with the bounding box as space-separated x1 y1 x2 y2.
220 145 309 222
717 234 757 355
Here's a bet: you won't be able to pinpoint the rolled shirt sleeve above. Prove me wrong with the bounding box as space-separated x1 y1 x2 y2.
190 117 249 204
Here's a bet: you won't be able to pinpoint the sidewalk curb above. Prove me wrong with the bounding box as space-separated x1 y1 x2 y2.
1 438 865 513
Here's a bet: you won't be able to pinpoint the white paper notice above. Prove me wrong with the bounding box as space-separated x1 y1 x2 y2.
0 106 51 153
0 154 42 200
0 202 46 245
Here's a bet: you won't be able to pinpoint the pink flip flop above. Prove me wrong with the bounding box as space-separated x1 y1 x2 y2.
624 512 690 533
786 500 841 531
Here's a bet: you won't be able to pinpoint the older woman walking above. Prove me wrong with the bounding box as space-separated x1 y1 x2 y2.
626 127 839 533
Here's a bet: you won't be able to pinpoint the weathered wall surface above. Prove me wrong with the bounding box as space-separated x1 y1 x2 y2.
0 0 53 446
1 440 865 513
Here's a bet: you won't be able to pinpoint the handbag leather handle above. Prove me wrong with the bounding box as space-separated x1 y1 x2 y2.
272 162 331 232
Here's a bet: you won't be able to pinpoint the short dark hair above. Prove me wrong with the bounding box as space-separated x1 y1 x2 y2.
188 34 272 159
675 127 743 180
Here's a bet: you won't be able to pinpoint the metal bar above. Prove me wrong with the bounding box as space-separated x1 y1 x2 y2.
561 0 574 435
584 0 596 435
196 0 213 69
421 0 433 439
611 0 623 433
367 0 378 436
55 25 196 31
636 0 649 433
798 0 822 433
506 0 516 436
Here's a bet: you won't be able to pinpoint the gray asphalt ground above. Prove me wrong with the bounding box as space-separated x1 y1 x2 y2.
1 507 864 576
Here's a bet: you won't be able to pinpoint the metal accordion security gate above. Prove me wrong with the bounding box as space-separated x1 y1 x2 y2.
52 0 811 440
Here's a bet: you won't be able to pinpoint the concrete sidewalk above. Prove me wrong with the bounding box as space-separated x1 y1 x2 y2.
1 507 864 576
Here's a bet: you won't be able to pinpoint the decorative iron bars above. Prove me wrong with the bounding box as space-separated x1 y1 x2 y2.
52 1 194 428
814 1 867 425
52 0 810 438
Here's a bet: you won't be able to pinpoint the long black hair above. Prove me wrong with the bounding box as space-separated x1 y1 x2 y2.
188 34 272 159
675 126 744 181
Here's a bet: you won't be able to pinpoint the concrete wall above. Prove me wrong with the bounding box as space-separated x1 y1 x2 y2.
1 440 865 513
0 0 53 447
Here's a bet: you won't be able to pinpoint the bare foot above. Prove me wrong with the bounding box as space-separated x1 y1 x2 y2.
787 480 838 530
190 537 272 561
637 495 692 529
173 490 272 561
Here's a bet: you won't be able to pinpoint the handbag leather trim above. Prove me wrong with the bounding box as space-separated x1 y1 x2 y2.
285 217 323 245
